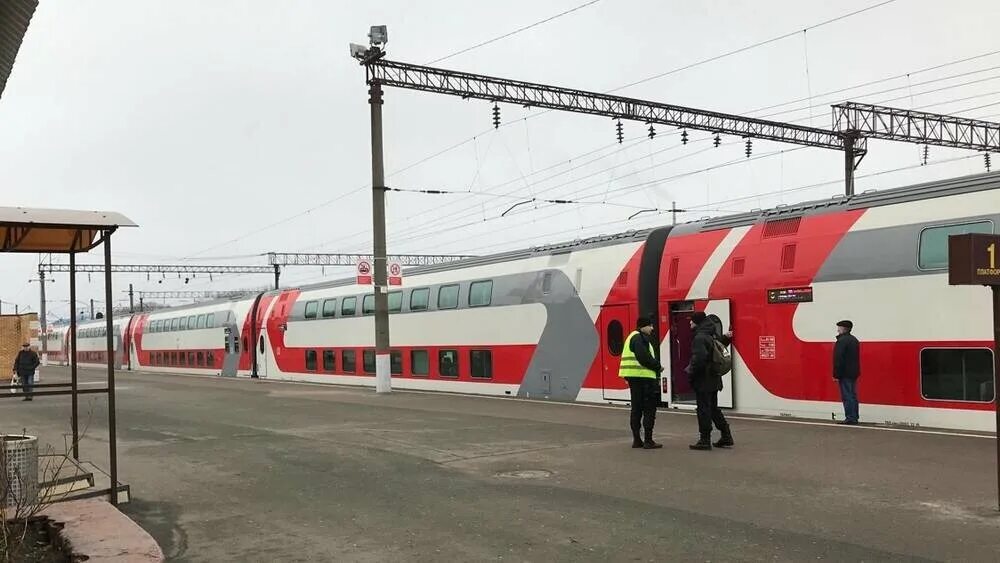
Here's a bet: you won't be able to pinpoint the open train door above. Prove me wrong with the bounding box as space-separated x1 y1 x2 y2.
599 304 631 401
702 299 733 408
663 299 733 409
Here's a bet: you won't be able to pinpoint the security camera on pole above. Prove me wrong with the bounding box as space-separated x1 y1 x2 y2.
352 25 392 394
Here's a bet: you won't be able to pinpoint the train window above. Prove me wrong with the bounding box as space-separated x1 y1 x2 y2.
390 351 402 375
341 297 357 316
179 317 188 331
388 292 402 313
188 352 195 366
409 288 430 311
188 315 197 330
305 350 318 371
921 348 995 402
207 351 215 366
197 315 206 329
170 318 179 331
179 352 187 366
918 221 992 270
781 244 797 272
668 257 680 288
469 281 493 307
363 350 376 374
197 351 205 366
342 350 357 373
438 285 459 309
411 350 429 376
155 352 162 365
304 301 319 319
170 352 177 365
322 299 337 318
470 350 493 379
439 350 459 378
362 295 375 315
607 320 625 357
542 272 553 295
206 314 215 329
323 350 335 371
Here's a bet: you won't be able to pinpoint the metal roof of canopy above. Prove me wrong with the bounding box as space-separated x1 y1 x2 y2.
0 206 138 253
0 0 39 101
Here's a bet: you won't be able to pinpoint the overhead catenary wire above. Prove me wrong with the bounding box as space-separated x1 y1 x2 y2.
327 60 1000 253
186 0 907 260
352 87 1000 252
424 0 603 65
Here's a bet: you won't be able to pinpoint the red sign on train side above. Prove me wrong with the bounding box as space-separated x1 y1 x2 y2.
948 233 1000 286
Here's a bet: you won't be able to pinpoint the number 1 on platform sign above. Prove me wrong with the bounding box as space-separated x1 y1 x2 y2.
989 242 996 269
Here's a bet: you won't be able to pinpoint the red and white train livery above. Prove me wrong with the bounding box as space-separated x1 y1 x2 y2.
49 172 1000 432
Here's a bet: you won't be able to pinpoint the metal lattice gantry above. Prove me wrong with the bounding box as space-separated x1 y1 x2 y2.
367 58 861 154
832 102 1000 151
132 289 267 300
266 252 474 267
40 262 282 289
40 263 273 274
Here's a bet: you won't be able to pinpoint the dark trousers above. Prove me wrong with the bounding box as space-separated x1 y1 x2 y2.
626 378 658 441
17 369 34 397
838 378 859 422
695 390 729 437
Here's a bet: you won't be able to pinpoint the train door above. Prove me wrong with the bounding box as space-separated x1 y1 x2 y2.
221 325 239 377
599 304 631 401
256 332 269 378
664 299 733 409
123 317 136 371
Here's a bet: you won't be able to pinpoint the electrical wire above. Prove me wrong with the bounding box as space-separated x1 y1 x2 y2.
424 0 604 65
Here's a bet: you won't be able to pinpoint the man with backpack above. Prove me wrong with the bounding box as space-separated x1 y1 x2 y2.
687 312 734 450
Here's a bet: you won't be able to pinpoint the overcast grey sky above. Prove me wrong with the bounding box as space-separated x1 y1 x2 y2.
2 0 999 322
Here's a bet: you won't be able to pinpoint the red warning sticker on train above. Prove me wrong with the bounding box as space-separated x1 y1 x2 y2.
759 336 776 360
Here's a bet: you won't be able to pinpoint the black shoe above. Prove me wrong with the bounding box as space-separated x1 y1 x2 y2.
838 420 858 425
713 434 734 448
689 438 712 451
22 397 31 402
632 439 644 449
642 440 663 449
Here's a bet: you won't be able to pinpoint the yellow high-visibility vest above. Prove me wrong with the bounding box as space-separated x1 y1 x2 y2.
618 331 657 379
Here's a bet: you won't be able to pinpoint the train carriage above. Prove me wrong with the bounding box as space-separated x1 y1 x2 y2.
46 172 1000 432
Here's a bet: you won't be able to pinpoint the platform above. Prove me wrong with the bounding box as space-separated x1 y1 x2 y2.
2 366 998 561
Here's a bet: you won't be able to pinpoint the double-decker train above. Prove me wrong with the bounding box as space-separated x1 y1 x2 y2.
46 172 999 432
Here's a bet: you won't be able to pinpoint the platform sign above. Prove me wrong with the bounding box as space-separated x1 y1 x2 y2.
388 261 402 286
948 233 1000 285
947 232 1000 512
356 259 373 285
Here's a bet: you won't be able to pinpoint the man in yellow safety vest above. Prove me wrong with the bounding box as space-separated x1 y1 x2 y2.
619 316 664 449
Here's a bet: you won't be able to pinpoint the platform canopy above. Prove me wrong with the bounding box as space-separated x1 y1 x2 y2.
0 206 138 253
0 0 39 101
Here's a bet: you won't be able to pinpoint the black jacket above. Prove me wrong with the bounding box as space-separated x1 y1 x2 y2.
13 349 39 375
689 319 731 393
628 331 663 375
833 332 860 380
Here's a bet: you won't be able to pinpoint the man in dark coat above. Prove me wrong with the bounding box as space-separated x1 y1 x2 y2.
833 320 861 424
687 312 733 450
13 343 40 402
